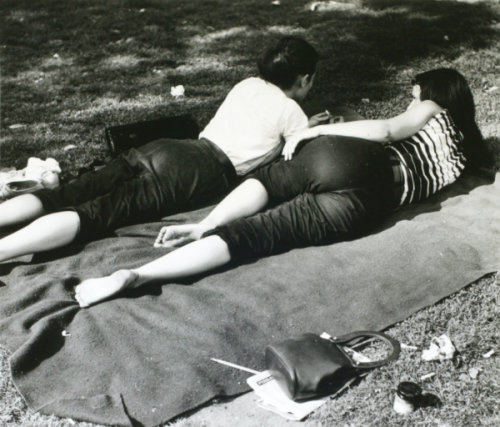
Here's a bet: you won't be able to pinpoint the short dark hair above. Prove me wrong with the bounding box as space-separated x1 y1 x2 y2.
258 36 320 90
414 68 493 169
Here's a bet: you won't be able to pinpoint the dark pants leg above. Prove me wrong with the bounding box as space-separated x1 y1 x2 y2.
207 136 394 261
72 138 234 242
33 138 235 242
33 157 138 213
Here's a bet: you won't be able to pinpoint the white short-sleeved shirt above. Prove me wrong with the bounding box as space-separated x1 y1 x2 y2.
199 77 308 175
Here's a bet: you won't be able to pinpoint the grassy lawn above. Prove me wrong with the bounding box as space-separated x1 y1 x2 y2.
1 0 499 426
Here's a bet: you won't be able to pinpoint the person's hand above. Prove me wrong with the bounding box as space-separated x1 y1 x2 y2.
308 111 332 128
282 128 320 161
154 223 214 248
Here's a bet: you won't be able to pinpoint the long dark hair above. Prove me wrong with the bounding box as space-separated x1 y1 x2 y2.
414 68 492 170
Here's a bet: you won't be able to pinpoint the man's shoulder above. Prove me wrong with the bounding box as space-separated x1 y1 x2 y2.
232 77 268 92
233 77 284 96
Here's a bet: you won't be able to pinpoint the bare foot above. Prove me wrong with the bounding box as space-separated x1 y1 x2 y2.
154 222 214 248
75 269 139 308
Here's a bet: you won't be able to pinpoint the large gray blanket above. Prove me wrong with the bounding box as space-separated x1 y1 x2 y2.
0 171 499 427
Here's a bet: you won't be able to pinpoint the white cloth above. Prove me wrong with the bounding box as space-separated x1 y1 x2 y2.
199 77 308 175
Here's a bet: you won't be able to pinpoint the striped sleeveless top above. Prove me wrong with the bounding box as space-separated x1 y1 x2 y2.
385 110 466 206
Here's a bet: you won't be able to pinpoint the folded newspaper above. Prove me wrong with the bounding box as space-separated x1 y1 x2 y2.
247 370 330 421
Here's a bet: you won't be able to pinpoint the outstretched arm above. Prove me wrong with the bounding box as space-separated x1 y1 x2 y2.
282 100 443 160
155 178 269 248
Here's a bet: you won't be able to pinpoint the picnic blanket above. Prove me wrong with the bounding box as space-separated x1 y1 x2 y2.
0 170 499 427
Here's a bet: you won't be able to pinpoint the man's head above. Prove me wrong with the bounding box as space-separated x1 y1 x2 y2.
258 36 319 102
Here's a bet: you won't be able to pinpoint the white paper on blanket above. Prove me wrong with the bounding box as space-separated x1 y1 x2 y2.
247 370 328 421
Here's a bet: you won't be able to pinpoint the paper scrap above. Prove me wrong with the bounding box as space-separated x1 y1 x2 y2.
247 371 328 421
421 335 455 362
401 343 418 350
483 349 495 358
469 367 481 379
420 372 435 381
171 85 185 98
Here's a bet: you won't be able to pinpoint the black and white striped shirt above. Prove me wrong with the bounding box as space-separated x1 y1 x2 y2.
386 110 466 206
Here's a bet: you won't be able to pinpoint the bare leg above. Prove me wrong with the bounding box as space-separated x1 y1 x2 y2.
0 194 46 228
155 178 269 248
0 211 80 262
75 235 230 307
75 179 269 307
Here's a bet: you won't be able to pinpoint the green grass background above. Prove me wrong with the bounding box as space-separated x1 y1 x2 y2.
1 1 499 426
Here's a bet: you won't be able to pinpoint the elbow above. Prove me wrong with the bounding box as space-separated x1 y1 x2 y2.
378 123 393 143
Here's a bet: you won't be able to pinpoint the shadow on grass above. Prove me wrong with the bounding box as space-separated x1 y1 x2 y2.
308 0 499 103
0 0 499 170
1 0 499 103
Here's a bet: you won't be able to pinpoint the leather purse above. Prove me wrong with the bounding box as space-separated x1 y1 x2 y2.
105 114 200 153
265 331 401 401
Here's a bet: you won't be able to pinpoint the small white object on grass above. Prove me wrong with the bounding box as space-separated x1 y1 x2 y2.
9 124 26 130
420 372 435 381
483 349 495 358
271 0 281 5
64 145 77 151
421 334 455 362
171 85 185 98
401 343 418 350
310 1 356 11
469 367 481 379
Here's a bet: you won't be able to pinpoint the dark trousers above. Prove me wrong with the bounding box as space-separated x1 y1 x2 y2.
206 135 395 261
34 138 236 242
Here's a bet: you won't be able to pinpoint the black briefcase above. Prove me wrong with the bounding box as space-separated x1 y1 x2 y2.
105 114 200 153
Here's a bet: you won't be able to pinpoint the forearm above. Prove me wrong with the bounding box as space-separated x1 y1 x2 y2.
133 236 231 286
312 121 391 143
201 178 269 228
311 101 442 143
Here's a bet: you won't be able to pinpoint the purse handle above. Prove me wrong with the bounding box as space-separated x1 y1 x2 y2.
328 330 401 369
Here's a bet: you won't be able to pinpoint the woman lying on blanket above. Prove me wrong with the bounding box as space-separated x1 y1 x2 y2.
73 68 491 307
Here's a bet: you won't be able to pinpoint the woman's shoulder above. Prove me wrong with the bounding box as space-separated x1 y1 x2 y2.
410 99 443 117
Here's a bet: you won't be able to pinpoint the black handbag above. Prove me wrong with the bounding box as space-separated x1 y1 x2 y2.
105 114 200 153
265 331 401 401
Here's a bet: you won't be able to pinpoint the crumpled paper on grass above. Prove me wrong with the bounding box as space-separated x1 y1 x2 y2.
421 335 456 362
170 85 185 98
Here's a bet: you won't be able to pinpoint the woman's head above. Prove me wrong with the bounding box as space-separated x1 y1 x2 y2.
412 68 474 128
258 36 319 93
413 68 492 169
